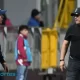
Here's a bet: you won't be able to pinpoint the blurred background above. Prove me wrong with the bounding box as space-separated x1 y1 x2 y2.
0 0 79 80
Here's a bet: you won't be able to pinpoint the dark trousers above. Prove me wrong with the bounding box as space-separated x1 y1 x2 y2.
0 71 4 80
66 56 80 80
0 76 4 80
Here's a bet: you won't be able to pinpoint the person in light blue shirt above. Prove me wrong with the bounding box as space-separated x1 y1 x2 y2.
27 9 44 27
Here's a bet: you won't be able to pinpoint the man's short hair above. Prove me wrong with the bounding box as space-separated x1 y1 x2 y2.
18 25 29 34
31 9 40 18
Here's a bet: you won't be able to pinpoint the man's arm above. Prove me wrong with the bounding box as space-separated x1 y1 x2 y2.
60 40 69 60
39 21 44 27
60 24 72 71
60 40 70 71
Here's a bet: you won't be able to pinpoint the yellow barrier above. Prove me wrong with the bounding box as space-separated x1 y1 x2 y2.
41 32 50 69
49 30 58 67
68 0 75 23
54 0 64 28
54 0 75 29
41 29 58 69
60 0 68 29
60 0 75 29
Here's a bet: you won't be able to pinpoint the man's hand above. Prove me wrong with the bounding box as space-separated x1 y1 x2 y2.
2 62 9 72
39 21 44 27
60 61 65 72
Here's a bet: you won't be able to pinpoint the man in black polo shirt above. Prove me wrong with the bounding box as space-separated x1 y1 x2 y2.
60 7 80 80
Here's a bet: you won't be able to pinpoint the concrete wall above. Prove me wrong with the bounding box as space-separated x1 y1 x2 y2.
77 0 80 7
0 0 4 9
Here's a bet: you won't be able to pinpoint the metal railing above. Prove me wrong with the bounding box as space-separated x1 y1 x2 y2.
53 0 75 29
0 26 70 71
0 26 42 70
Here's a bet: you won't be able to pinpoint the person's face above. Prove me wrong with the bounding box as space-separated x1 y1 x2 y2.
21 29 29 36
35 14 41 21
74 14 80 24
0 15 3 24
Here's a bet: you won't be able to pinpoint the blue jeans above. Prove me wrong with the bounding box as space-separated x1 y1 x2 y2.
66 56 80 80
16 65 28 80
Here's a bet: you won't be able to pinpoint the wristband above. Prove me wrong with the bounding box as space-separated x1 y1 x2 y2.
60 59 64 61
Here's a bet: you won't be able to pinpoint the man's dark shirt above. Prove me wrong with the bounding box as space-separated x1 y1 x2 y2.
65 23 80 60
